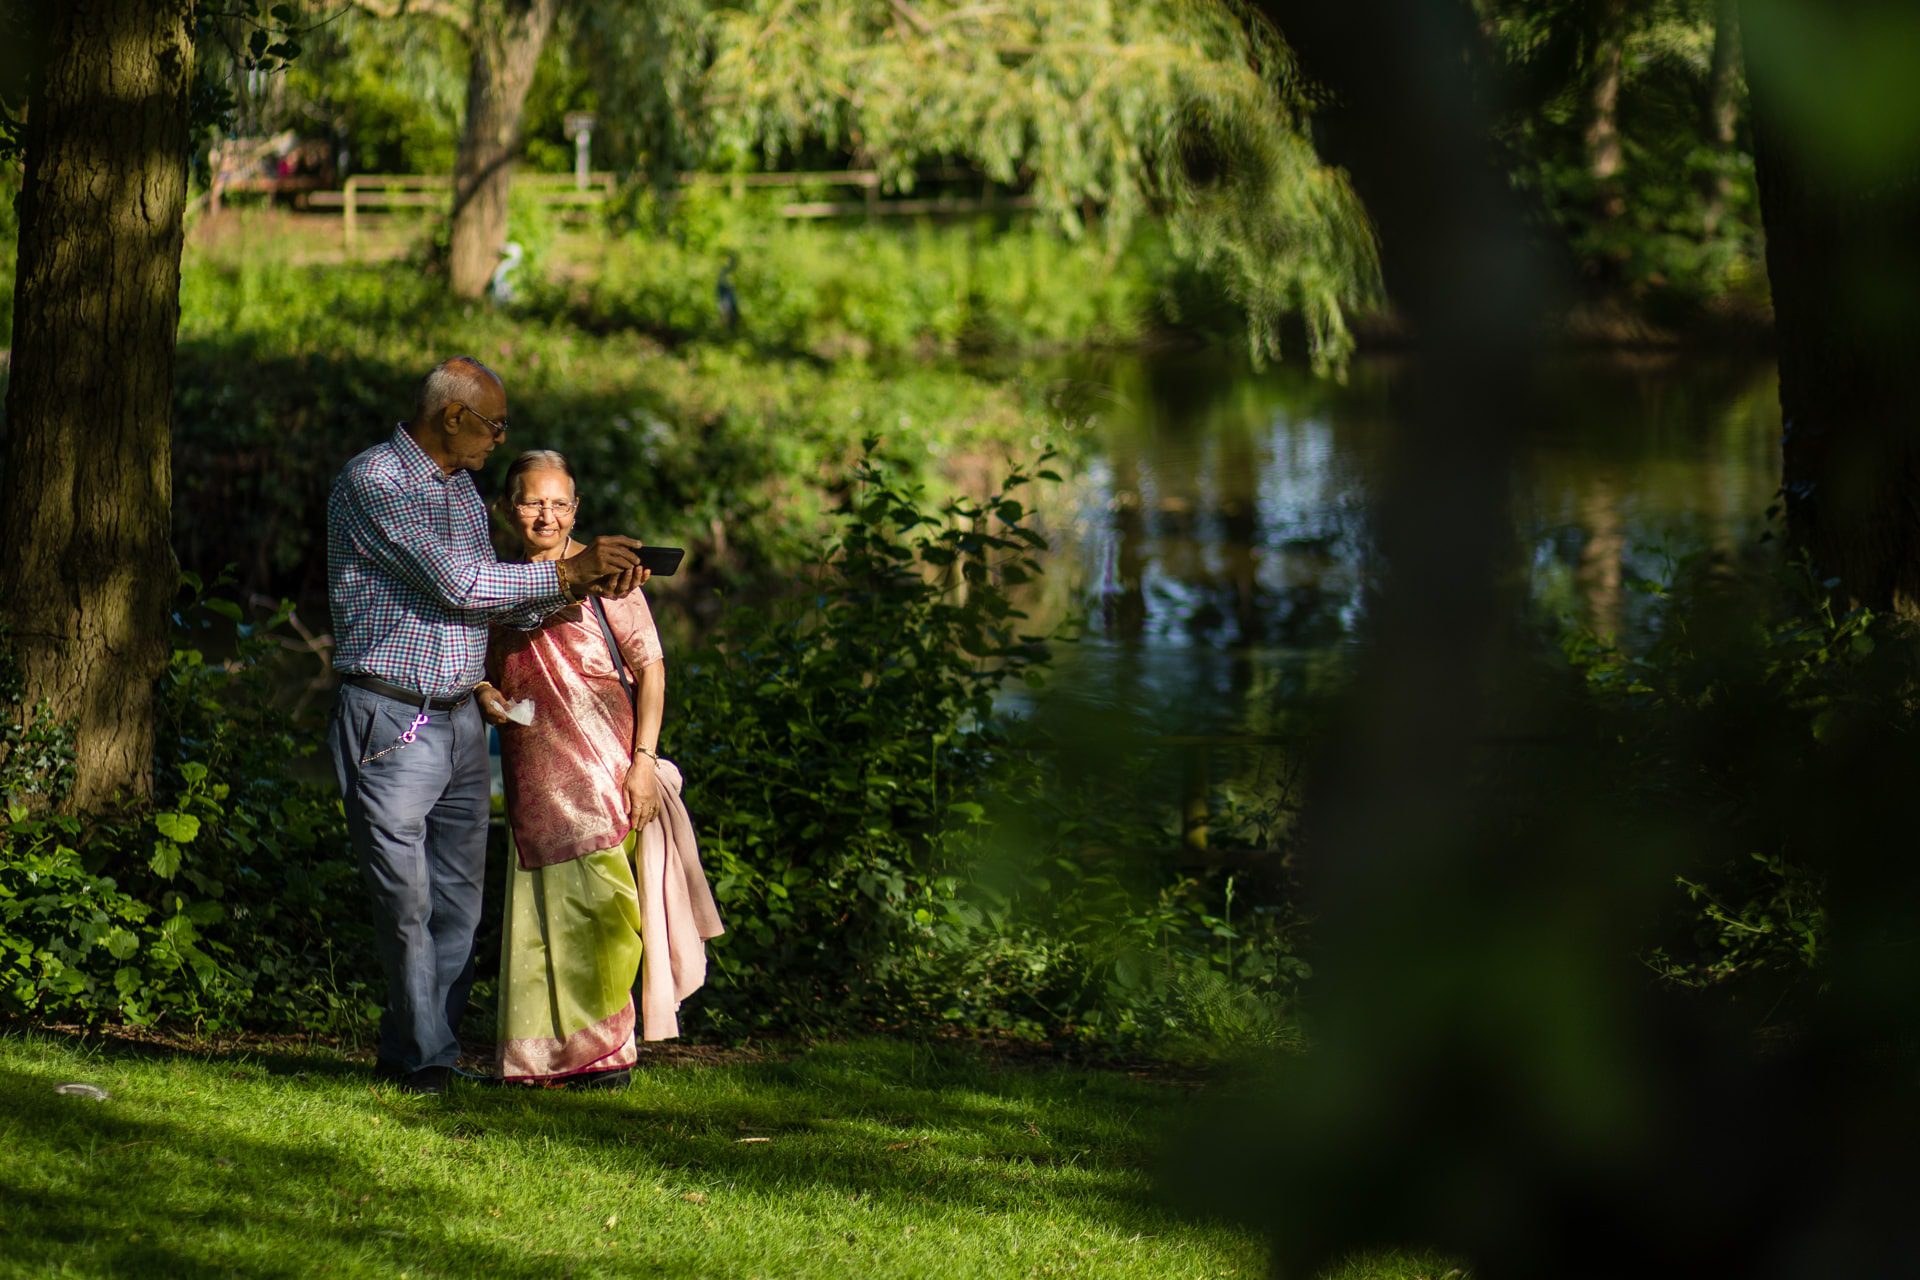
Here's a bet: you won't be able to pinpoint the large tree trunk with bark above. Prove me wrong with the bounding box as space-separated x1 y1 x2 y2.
0 0 194 811
1745 9 1920 612
448 0 557 299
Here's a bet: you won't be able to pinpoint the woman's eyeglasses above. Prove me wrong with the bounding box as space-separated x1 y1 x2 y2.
513 499 577 517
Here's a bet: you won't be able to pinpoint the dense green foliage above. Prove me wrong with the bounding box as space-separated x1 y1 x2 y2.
162 229 1045 603
0 1035 1300 1279
1 448 1300 1053
205 0 1381 366
675 451 1304 1047
0 592 365 1031
1482 0 1766 319
538 188 1201 356
1561 550 1889 1004
695 0 1380 367
678 450 1059 1033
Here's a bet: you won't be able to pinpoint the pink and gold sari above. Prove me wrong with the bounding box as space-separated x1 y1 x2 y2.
490 590 724 1083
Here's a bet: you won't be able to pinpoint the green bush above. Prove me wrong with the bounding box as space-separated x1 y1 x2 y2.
0 592 368 1031
674 444 1056 1032
1558 549 1903 1000
533 189 1178 358
674 445 1305 1051
1 446 1300 1055
163 247 1042 603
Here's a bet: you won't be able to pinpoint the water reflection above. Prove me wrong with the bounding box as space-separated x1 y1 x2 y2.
1018 349 1780 735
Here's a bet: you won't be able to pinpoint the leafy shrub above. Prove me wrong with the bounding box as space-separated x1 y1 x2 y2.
2 445 1302 1055
531 188 1180 358
1559 549 1914 1002
0 591 369 1031
673 445 1306 1051
162 247 1041 604
675 444 1057 1032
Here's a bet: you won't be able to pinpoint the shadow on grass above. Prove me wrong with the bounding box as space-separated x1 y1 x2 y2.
0 1032 1207 1277
0 1060 538 1277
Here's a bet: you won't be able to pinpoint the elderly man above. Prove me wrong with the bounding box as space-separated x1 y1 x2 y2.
327 356 643 1094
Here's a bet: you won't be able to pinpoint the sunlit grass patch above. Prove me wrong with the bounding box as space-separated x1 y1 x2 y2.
1 1034 1273 1279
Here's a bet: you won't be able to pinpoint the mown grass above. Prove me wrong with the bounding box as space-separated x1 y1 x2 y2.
0 1034 1451 1280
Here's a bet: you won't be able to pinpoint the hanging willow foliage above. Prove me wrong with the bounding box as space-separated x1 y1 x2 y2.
687 0 1381 370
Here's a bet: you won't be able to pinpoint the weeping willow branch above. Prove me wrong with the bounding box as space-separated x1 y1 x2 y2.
697 0 1382 370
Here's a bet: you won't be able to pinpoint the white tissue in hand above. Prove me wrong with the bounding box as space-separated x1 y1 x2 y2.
504 698 536 725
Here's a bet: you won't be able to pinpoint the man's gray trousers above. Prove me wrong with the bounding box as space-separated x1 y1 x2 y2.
328 682 491 1074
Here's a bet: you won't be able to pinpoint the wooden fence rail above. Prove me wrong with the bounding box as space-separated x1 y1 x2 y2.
306 169 1034 249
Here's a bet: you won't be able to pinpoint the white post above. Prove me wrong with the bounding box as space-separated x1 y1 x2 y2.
564 112 597 193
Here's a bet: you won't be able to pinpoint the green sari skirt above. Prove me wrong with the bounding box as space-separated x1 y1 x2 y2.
495 831 642 1082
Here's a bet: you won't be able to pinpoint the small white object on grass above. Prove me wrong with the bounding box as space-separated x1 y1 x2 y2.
55 1083 110 1101
504 698 535 725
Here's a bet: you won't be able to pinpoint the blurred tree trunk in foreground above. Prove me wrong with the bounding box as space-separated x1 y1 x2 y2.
449 0 557 297
1158 3 1920 1277
1744 0 1920 613
0 0 194 809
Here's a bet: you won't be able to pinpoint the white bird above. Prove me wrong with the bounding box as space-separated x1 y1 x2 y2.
490 241 525 305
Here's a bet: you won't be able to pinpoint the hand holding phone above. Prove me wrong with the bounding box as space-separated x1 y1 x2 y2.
589 544 684 600
636 545 685 576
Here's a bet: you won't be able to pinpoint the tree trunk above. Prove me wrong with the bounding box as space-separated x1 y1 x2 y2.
1746 9 1920 611
1584 0 1628 224
1700 0 1741 234
0 0 194 811
448 0 557 299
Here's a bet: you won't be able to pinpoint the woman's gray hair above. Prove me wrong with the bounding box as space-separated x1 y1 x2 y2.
502 449 576 505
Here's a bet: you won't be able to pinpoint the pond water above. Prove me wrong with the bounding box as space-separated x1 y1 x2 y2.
1016 348 1782 738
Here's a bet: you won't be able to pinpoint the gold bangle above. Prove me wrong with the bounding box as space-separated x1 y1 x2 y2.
556 562 578 604
634 744 658 762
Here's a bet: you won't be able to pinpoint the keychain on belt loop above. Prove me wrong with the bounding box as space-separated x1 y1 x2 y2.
359 691 434 766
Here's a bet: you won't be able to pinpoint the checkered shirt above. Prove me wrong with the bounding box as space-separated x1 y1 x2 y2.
327 426 567 698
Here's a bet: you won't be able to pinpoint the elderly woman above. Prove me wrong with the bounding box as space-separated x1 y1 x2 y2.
476 450 723 1088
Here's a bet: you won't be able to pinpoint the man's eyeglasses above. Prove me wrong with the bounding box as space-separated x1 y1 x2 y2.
513 499 578 517
460 404 508 439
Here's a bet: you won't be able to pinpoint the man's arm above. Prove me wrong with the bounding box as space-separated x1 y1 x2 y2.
347 469 567 623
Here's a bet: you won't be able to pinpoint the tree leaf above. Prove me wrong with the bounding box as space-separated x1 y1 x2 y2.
150 839 182 879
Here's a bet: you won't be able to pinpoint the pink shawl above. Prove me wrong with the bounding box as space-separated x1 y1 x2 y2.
635 758 725 1040
492 590 725 1040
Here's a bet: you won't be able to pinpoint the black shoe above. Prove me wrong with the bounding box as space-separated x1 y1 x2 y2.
397 1065 451 1095
567 1067 632 1091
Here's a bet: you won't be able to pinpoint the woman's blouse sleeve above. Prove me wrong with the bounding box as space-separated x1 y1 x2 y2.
612 589 665 671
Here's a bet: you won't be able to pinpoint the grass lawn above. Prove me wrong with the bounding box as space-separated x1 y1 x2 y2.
0 1034 1452 1280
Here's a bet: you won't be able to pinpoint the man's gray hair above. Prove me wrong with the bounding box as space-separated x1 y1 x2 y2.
413 356 501 428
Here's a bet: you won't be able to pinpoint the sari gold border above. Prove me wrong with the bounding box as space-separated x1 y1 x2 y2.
497 998 639 1082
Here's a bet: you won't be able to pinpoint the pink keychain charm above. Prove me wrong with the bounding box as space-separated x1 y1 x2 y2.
360 709 433 766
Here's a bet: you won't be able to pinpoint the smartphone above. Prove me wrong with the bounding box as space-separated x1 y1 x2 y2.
637 545 685 577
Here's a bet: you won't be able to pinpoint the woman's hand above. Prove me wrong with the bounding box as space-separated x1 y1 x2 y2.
624 757 662 827
476 682 514 727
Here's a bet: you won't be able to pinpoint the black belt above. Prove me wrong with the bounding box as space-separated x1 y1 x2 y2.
345 673 473 711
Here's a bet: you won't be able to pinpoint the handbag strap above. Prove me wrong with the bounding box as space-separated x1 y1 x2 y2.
589 595 637 702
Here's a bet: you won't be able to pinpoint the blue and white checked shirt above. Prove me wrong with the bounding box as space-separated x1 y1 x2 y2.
328 426 568 698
